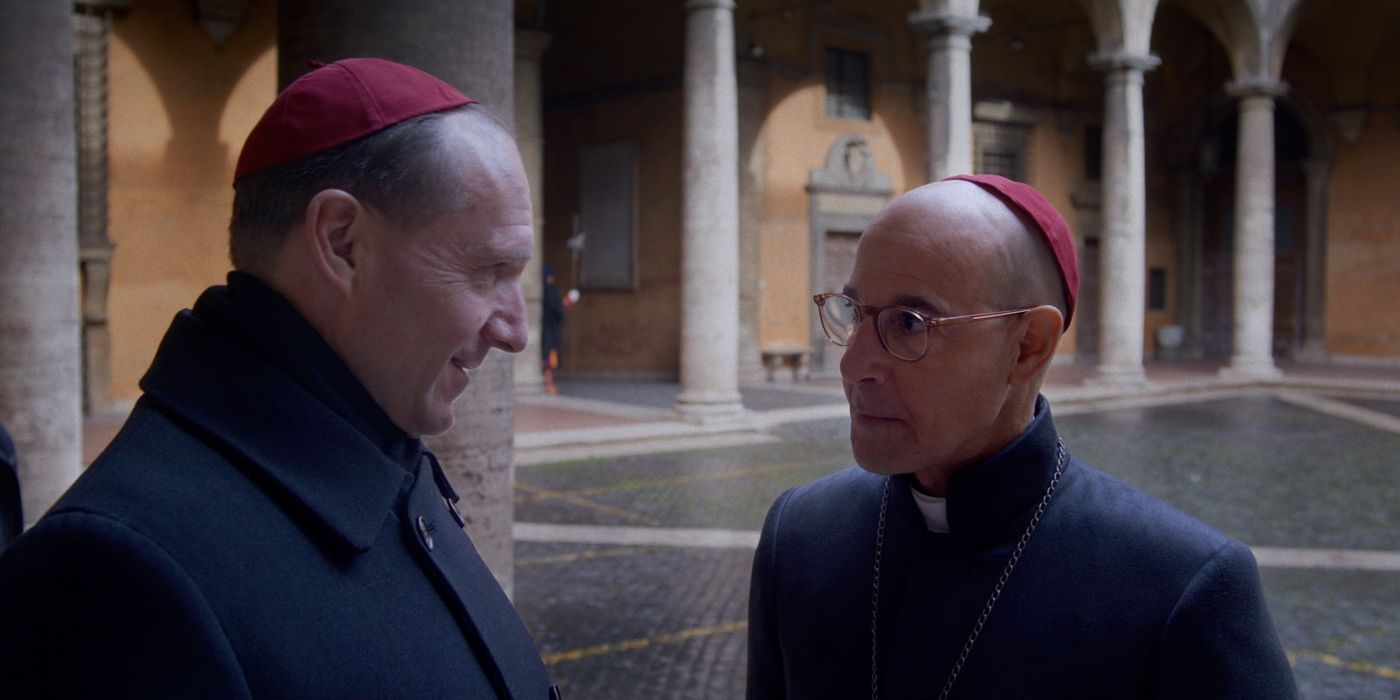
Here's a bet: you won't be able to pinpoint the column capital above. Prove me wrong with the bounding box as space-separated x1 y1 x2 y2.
514 28 551 61
1225 77 1288 99
1087 50 1160 73
685 0 735 12
908 10 991 38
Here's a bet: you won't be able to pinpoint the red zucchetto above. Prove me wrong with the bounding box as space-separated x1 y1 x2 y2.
233 58 476 182
943 174 1080 328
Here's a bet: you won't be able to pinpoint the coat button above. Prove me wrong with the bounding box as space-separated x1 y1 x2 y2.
445 497 465 528
416 515 434 551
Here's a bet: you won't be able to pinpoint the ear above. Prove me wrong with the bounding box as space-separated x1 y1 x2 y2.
1008 305 1064 385
301 189 366 295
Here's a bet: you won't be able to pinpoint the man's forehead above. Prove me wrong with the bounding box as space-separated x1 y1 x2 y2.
440 113 528 202
847 183 1009 307
851 194 996 270
848 234 956 310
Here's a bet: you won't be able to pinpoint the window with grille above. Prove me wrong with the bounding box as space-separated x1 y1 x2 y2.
825 48 870 121
974 120 1032 182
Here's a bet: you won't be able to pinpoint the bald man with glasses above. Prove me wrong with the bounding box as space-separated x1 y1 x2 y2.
746 175 1295 699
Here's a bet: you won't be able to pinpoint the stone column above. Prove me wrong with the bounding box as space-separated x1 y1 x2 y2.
1221 79 1287 379
279 0 520 595
513 29 550 396
676 0 745 422
1088 52 1158 386
908 7 990 180
1298 156 1331 362
0 0 81 525
74 1 128 416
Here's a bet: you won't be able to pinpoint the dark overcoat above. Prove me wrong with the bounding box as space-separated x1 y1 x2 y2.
748 398 1297 699
0 423 18 549
0 277 556 699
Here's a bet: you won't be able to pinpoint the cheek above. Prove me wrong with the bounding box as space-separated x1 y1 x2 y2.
893 362 960 430
431 293 494 345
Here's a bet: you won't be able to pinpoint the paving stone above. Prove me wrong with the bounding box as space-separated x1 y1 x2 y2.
1262 568 1400 699
1056 396 1400 551
554 380 846 413
512 392 1400 698
515 542 751 699
516 436 853 530
1337 396 1400 420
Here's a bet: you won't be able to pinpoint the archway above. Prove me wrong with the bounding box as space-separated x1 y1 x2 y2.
1194 101 1316 360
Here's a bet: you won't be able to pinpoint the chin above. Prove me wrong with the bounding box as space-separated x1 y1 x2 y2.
417 411 456 438
851 443 912 477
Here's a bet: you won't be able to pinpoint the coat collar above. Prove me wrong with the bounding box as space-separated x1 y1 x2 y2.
138 279 415 554
892 396 1063 536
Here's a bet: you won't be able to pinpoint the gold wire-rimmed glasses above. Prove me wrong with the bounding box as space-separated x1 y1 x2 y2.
813 292 1034 362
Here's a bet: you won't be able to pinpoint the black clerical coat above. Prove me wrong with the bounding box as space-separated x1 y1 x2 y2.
748 398 1296 699
0 275 556 699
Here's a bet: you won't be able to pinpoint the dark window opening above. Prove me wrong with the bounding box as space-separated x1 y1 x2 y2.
980 149 1025 182
1148 267 1168 312
1084 126 1102 181
825 48 870 121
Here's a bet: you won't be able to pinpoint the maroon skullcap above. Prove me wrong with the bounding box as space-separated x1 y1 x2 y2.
234 58 477 181
943 174 1079 328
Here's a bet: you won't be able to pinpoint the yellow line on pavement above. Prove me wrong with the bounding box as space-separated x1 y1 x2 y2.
527 462 801 501
514 482 662 526
543 620 748 666
1289 649 1400 680
516 546 651 567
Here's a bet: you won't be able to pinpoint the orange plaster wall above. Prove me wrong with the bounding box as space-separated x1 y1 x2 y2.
756 77 822 350
1027 122 1083 356
1325 115 1400 356
541 89 684 376
756 78 920 351
107 0 275 404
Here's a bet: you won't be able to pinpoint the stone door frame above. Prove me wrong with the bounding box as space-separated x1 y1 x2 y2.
806 133 893 375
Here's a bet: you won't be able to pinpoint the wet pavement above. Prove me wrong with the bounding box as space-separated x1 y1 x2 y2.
513 383 1400 699
68 363 1400 696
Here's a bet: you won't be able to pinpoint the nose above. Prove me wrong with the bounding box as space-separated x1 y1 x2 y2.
485 282 529 354
837 311 887 383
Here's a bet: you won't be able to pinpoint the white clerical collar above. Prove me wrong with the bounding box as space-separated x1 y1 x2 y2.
910 486 950 533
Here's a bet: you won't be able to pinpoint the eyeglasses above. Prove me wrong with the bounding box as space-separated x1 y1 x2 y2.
813 292 1034 362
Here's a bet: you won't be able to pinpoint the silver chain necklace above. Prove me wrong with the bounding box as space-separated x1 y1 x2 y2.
869 439 1066 700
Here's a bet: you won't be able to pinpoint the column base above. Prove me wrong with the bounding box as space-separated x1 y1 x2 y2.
1085 364 1149 389
1218 356 1281 381
674 389 748 426
514 378 547 397
1297 340 1329 364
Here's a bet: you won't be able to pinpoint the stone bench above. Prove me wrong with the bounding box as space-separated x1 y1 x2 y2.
760 343 810 382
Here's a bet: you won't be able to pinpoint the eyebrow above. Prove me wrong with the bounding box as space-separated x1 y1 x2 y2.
496 250 533 266
471 246 532 268
843 285 942 316
891 294 940 315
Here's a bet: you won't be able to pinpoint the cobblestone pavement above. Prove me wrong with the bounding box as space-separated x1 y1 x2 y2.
512 389 1400 699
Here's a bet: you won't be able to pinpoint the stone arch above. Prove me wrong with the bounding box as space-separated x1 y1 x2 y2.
218 45 277 173
1176 81 1332 360
102 0 276 405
